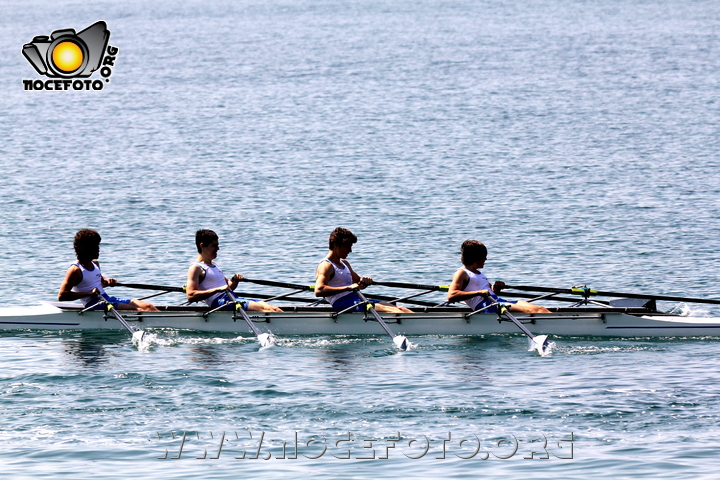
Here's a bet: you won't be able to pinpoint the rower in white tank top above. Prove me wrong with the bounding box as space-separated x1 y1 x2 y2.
459 267 500 310
71 261 106 306
193 261 228 307
322 258 354 305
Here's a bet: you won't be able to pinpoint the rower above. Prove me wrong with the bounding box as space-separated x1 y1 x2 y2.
447 240 550 314
57 229 158 312
314 227 412 314
186 229 282 312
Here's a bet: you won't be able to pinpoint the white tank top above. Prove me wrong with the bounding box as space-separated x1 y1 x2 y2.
71 261 106 306
194 261 228 306
320 258 353 305
459 267 495 310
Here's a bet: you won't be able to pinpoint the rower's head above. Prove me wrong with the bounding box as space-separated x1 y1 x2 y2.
461 240 487 267
74 229 101 261
195 229 219 254
329 227 357 257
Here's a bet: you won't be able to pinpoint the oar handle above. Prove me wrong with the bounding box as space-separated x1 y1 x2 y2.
374 281 449 292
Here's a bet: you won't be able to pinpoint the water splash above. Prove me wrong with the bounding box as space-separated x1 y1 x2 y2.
543 340 557 356
667 303 711 317
133 331 157 352
257 332 276 349
404 340 418 351
527 337 556 356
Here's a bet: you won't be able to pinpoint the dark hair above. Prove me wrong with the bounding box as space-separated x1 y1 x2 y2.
461 240 487 266
73 229 101 261
195 229 218 253
328 227 357 249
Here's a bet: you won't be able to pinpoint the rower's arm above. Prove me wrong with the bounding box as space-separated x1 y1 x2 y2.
58 265 93 301
314 261 365 297
186 264 229 303
447 269 490 303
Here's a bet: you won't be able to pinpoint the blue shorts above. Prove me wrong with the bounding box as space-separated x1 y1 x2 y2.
210 292 257 311
474 294 517 314
331 291 381 313
85 293 131 310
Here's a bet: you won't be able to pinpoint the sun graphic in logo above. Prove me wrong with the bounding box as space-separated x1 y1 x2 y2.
51 41 84 73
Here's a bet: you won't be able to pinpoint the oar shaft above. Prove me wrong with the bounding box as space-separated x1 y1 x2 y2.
354 290 396 339
263 288 308 302
506 285 720 305
116 283 185 293
374 281 449 292
241 278 314 292
243 278 436 306
239 308 263 337
594 290 720 305
226 290 263 337
233 291 317 303
500 291 605 304
499 307 536 339
497 304 549 355
505 285 583 295
342 292 436 307
107 305 136 334
104 303 144 342
137 290 174 301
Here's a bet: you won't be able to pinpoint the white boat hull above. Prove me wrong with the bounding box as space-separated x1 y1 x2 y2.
1 303 720 338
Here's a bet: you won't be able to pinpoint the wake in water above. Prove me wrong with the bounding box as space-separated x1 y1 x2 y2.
127 330 422 354
557 344 655 355
128 331 258 351
667 302 711 317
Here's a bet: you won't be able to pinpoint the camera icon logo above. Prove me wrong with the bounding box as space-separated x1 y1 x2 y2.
22 21 110 78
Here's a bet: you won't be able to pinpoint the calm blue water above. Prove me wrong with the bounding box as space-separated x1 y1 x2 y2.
1 0 720 477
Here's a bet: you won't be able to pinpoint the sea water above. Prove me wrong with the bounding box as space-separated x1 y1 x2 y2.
1 0 720 477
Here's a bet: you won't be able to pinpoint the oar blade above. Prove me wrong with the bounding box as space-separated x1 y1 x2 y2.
132 329 146 344
257 333 276 348
528 334 551 356
393 335 410 351
106 303 146 345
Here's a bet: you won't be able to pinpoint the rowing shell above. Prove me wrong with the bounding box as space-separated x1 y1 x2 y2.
1 302 720 338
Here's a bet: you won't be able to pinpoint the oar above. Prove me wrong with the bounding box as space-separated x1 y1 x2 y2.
373 282 582 303
240 278 437 307
240 278 315 292
496 304 549 356
373 281 450 292
116 283 186 293
499 291 605 304
354 289 410 351
103 302 146 343
506 285 720 306
225 290 275 348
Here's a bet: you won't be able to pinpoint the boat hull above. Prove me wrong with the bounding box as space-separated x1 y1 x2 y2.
2 303 720 338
